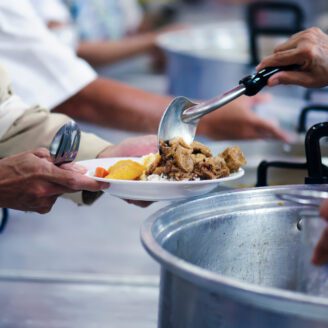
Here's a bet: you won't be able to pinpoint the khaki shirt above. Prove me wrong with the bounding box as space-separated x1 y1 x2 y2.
0 67 111 205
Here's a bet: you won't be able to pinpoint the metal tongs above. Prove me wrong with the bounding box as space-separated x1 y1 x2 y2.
158 65 298 144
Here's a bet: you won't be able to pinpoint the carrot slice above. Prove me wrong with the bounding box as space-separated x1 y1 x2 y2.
95 167 109 178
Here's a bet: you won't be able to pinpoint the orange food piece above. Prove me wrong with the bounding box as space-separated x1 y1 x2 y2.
95 166 109 178
105 160 145 180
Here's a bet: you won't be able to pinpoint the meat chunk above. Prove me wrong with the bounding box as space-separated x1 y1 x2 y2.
221 146 246 173
151 138 246 181
191 141 212 157
174 145 194 173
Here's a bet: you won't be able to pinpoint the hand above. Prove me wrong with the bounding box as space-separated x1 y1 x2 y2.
312 199 328 265
0 148 109 213
198 94 290 141
97 135 158 158
256 27 328 88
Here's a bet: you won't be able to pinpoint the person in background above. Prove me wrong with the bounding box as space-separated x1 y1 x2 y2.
0 0 288 142
30 0 176 68
257 27 328 266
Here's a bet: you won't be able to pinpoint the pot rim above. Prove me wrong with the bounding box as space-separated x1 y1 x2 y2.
141 184 328 320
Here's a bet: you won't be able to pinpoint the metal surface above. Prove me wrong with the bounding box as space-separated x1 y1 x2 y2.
276 190 328 207
158 85 245 144
141 185 328 327
49 121 81 165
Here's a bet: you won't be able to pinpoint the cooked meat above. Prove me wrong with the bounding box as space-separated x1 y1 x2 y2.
174 145 194 172
191 141 212 157
149 138 246 181
191 153 207 165
221 146 246 173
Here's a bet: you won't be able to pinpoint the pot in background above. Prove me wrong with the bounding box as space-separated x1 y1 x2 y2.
157 22 302 100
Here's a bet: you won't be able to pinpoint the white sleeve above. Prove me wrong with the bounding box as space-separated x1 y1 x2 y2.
0 0 97 109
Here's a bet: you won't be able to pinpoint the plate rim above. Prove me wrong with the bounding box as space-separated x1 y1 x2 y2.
77 157 245 185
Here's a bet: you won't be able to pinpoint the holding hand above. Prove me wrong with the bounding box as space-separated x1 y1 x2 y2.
257 27 328 88
0 148 108 213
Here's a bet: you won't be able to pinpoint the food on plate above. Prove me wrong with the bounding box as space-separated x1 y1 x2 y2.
95 167 109 178
94 138 246 181
95 160 145 180
145 138 246 181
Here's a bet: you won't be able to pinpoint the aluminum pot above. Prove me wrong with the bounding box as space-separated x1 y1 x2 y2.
141 184 328 328
157 21 302 100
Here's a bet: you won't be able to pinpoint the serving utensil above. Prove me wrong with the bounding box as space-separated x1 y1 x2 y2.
158 65 298 144
49 121 81 165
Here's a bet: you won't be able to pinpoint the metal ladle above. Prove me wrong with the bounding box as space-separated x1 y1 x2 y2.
158 65 298 144
49 121 81 165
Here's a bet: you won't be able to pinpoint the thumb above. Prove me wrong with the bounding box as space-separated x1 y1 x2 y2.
267 71 313 87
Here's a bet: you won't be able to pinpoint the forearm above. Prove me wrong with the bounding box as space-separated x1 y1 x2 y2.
54 78 172 133
77 32 158 67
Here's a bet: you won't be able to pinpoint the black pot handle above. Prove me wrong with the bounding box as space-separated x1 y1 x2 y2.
297 105 328 134
0 208 9 233
256 161 307 187
305 122 328 184
246 1 304 66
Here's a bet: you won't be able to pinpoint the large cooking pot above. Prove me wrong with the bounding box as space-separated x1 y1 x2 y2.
141 184 328 328
158 3 305 99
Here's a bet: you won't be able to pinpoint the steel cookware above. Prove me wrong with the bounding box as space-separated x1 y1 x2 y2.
141 184 328 328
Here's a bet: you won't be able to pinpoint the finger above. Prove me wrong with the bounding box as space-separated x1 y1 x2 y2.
60 163 87 174
253 119 291 142
312 227 328 266
273 37 299 53
33 148 52 160
46 167 110 192
320 200 328 222
29 195 58 213
267 71 314 87
256 49 304 71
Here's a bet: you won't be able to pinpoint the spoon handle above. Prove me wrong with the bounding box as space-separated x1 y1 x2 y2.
182 65 299 123
240 65 299 96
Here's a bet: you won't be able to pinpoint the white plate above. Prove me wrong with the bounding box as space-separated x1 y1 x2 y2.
78 157 244 201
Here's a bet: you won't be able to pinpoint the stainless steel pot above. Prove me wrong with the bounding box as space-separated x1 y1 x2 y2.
157 21 302 99
141 185 328 328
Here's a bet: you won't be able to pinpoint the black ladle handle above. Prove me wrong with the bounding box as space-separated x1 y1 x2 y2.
240 65 299 96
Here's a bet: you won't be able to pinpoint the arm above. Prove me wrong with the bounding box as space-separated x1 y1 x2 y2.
54 78 288 141
54 77 172 133
257 27 328 88
77 32 159 67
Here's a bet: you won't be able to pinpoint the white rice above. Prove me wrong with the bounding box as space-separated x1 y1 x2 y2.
146 174 200 182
